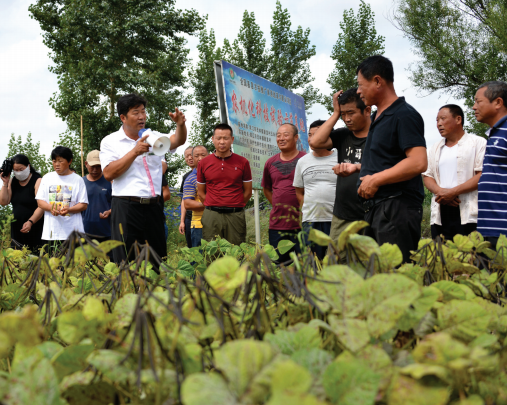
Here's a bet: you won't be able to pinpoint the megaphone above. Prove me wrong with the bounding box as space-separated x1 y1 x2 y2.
138 128 171 156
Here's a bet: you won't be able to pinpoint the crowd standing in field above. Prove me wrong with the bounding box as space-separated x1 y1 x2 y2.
2 55 507 265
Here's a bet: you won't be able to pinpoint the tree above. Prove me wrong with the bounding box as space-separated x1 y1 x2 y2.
325 1 385 113
7 133 52 176
392 0 507 135
29 0 204 181
189 28 223 149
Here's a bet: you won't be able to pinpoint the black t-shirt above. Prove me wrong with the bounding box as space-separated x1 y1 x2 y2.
358 97 426 204
330 128 367 221
180 170 193 220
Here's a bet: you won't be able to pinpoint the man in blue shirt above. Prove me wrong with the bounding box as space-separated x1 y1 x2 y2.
474 81 507 249
82 150 112 242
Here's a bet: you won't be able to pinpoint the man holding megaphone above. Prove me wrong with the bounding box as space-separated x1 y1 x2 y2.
100 93 187 265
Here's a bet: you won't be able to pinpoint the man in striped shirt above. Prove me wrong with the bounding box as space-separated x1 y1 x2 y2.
474 81 507 249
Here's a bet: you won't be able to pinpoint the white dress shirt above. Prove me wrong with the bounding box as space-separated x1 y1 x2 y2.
423 133 487 225
100 126 175 197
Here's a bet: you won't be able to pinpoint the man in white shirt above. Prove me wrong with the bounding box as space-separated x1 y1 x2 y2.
293 120 337 260
100 93 187 265
423 104 486 240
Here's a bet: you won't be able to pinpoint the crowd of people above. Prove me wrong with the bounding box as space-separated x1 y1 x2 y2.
1 55 507 267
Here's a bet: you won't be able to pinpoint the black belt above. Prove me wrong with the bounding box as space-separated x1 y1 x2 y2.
206 206 244 213
115 196 160 205
361 192 402 213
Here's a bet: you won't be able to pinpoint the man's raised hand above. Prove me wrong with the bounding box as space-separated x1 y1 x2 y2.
333 163 358 178
169 108 186 126
332 90 344 116
134 134 150 156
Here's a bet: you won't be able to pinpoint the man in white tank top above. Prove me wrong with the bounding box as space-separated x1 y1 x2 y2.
423 105 486 240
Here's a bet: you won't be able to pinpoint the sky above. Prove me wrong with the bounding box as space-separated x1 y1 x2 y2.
0 0 465 170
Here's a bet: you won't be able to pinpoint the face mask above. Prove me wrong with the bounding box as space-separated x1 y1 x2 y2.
13 165 30 181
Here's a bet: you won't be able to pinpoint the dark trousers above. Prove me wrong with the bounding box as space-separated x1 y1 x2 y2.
302 221 332 261
485 236 499 250
364 196 422 264
184 217 192 248
111 197 167 264
191 227 203 248
431 205 477 241
268 228 301 264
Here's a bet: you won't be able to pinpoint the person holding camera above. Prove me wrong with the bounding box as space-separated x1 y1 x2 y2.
0 154 45 252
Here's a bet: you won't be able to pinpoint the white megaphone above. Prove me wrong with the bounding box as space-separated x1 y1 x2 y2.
138 128 171 156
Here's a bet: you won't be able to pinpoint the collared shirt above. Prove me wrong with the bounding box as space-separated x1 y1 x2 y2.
100 126 174 197
182 168 203 229
196 151 252 208
478 114 507 237
358 97 426 204
423 133 486 226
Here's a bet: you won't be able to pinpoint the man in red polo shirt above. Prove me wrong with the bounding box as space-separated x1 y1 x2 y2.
196 123 253 245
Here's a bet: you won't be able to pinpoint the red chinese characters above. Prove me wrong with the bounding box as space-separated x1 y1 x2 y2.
299 118 306 132
248 100 255 117
240 97 247 116
263 104 269 122
294 114 298 130
277 109 283 126
284 112 289 123
232 91 239 114
270 106 276 123
289 112 293 124
256 101 262 120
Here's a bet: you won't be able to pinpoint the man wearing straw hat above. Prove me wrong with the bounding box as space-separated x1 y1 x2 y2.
100 93 187 264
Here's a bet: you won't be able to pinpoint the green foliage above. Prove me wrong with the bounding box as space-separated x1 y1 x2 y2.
29 0 204 156
392 0 505 136
0 225 507 404
7 133 52 176
325 1 385 113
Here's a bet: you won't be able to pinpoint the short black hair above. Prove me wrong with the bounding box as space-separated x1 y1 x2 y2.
51 146 73 163
439 104 465 126
357 55 394 83
310 120 326 129
117 93 147 118
277 123 298 137
339 88 367 113
12 154 39 175
214 123 233 137
478 81 507 107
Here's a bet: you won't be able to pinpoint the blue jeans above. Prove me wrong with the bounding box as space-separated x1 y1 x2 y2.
302 221 332 261
191 227 203 248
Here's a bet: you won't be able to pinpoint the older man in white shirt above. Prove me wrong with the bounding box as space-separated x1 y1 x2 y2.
423 104 486 240
100 93 187 264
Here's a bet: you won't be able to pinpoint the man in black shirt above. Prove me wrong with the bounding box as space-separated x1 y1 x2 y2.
310 88 371 255
356 55 427 263
178 146 194 248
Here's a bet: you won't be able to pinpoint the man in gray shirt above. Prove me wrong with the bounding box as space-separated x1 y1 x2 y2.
293 120 337 260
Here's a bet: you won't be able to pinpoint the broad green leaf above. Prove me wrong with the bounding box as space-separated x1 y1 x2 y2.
267 392 328 405
397 286 441 332
177 260 195 277
204 257 247 297
82 297 106 322
387 373 449 405
60 371 117 405
97 239 123 254
265 325 321 355
400 363 450 383
214 340 276 398
278 239 296 254
306 265 364 316
290 348 334 379
348 234 381 262
0 305 43 348
322 358 380 405
412 333 470 366
328 316 370 353
308 228 332 247
271 359 313 395
450 394 485 405
450 234 474 252
87 350 136 384
112 293 138 329
379 243 403 270
263 244 279 261
337 220 369 250
181 372 236 405
57 312 88 345
438 300 491 341
397 264 426 285
52 340 95 381
431 281 466 301
496 234 507 251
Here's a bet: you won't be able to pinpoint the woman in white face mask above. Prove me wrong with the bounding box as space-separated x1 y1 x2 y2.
0 154 44 252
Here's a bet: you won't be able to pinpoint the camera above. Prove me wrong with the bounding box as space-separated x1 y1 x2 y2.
0 159 13 178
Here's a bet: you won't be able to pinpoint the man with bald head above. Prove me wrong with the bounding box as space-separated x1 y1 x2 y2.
262 123 306 263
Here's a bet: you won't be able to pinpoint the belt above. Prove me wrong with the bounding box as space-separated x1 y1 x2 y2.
361 192 402 213
115 196 160 205
206 206 244 214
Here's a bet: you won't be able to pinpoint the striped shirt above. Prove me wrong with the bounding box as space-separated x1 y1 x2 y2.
182 169 203 229
477 114 507 237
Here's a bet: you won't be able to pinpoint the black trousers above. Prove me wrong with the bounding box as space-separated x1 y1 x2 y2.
111 197 167 264
364 196 422 264
184 217 192 248
431 205 477 241
268 229 301 264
